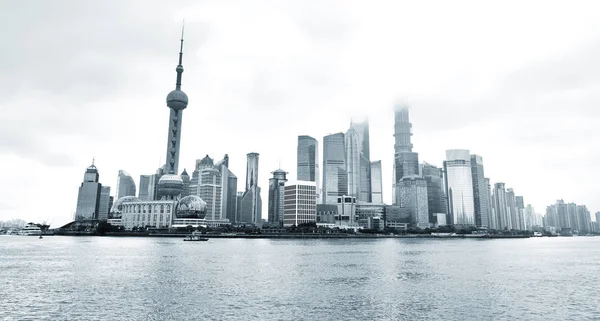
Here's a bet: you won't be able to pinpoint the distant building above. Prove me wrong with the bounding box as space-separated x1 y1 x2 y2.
492 183 509 229
506 189 520 230
116 170 136 199
98 186 111 221
336 195 358 226
350 119 372 203
198 167 222 223
283 181 317 227
297 136 319 202
75 161 103 221
443 149 475 226
393 105 419 204
345 127 361 199
422 162 446 224
322 133 348 204
240 152 262 224
470 155 490 229
397 176 429 228
138 175 153 201
317 204 338 224
370 160 383 204
355 203 385 228
268 169 288 226
180 169 191 197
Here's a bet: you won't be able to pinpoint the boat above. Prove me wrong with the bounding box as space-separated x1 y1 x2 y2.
17 224 42 236
183 235 208 242
533 232 543 237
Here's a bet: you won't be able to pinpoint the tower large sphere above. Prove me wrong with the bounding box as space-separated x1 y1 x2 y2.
158 174 184 197
166 89 188 110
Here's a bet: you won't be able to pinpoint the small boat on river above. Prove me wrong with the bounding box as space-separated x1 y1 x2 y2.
183 235 209 242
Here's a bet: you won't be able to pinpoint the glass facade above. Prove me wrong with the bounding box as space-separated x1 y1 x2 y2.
116 170 136 199
75 164 102 221
268 170 288 225
241 153 261 224
397 176 429 228
422 163 446 223
297 136 319 202
345 128 360 198
470 155 490 229
370 161 383 204
322 133 347 204
444 149 475 226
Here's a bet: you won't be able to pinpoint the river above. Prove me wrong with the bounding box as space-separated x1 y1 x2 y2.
1 236 598 320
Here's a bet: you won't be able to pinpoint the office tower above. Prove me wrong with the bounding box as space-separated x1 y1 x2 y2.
297 136 319 201
470 155 490 229
485 178 495 229
351 120 372 202
190 155 214 196
576 205 591 234
116 170 136 199
567 203 578 231
525 204 535 230
235 192 244 223
545 205 558 227
283 181 317 227
515 196 525 230
505 188 518 230
268 169 288 226
198 167 222 221
75 160 102 221
345 127 360 198
322 133 348 204
157 29 188 200
492 183 509 229
443 149 475 225
554 200 569 229
138 175 153 200
393 105 419 204
240 152 262 224
397 176 429 228
215 154 237 224
180 169 190 197
98 186 111 221
422 162 446 223
370 160 383 204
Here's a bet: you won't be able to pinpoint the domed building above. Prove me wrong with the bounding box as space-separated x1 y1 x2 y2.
110 196 140 217
157 174 184 199
171 195 208 228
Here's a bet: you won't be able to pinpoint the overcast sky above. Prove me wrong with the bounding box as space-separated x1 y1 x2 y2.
1 0 599 226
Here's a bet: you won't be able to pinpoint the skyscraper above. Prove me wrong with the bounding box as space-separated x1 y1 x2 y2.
485 178 494 229
322 133 348 204
240 152 262 224
75 160 102 221
268 169 288 226
116 170 136 199
506 188 519 230
98 186 111 221
138 175 152 201
297 136 319 202
180 169 190 197
470 155 490 228
215 155 237 225
397 176 429 228
351 120 372 202
422 162 446 223
516 196 525 230
370 160 383 204
198 167 222 222
492 183 509 230
443 149 475 225
393 105 419 204
345 127 360 198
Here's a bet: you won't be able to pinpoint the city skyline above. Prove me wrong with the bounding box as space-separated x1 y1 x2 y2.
1 1 599 226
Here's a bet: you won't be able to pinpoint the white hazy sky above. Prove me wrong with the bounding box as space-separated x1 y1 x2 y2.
1 0 599 226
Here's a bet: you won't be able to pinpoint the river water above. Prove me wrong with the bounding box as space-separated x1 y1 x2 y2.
1 236 598 320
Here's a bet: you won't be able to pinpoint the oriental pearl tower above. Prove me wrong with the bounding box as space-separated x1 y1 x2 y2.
158 27 188 200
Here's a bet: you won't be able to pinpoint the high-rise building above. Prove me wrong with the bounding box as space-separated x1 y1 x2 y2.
422 162 446 224
351 120 372 203
268 169 288 226
485 178 495 229
138 175 152 201
75 160 103 221
393 105 419 204
116 170 136 199
190 155 215 196
235 191 244 223
283 181 317 227
505 189 520 230
225 170 238 224
198 167 222 222
322 133 348 204
215 155 237 225
157 28 188 200
443 149 475 225
492 183 509 230
576 205 591 234
98 186 111 221
297 136 319 201
397 176 429 228
370 160 383 204
345 127 360 198
240 152 262 224
515 196 525 230
470 155 490 229
180 169 190 197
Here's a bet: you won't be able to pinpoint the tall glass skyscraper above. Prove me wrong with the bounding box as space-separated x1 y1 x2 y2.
240 152 262 224
470 155 489 228
297 136 319 201
98 186 111 221
370 160 383 204
492 183 509 229
322 133 348 204
116 170 136 199
268 169 288 226
75 161 102 221
422 162 446 223
393 105 419 204
397 176 429 228
350 120 372 203
345 127 360 198
443 149 475 225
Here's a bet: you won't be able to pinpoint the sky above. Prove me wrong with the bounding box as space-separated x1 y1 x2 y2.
1 0 599 226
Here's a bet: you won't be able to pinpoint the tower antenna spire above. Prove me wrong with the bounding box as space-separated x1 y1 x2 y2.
175 20 185 90
92 156 95 166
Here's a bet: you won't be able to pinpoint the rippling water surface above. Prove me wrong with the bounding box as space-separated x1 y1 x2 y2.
1 236 599 320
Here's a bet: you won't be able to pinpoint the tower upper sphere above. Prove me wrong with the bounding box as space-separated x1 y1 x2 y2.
166 24 188 111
